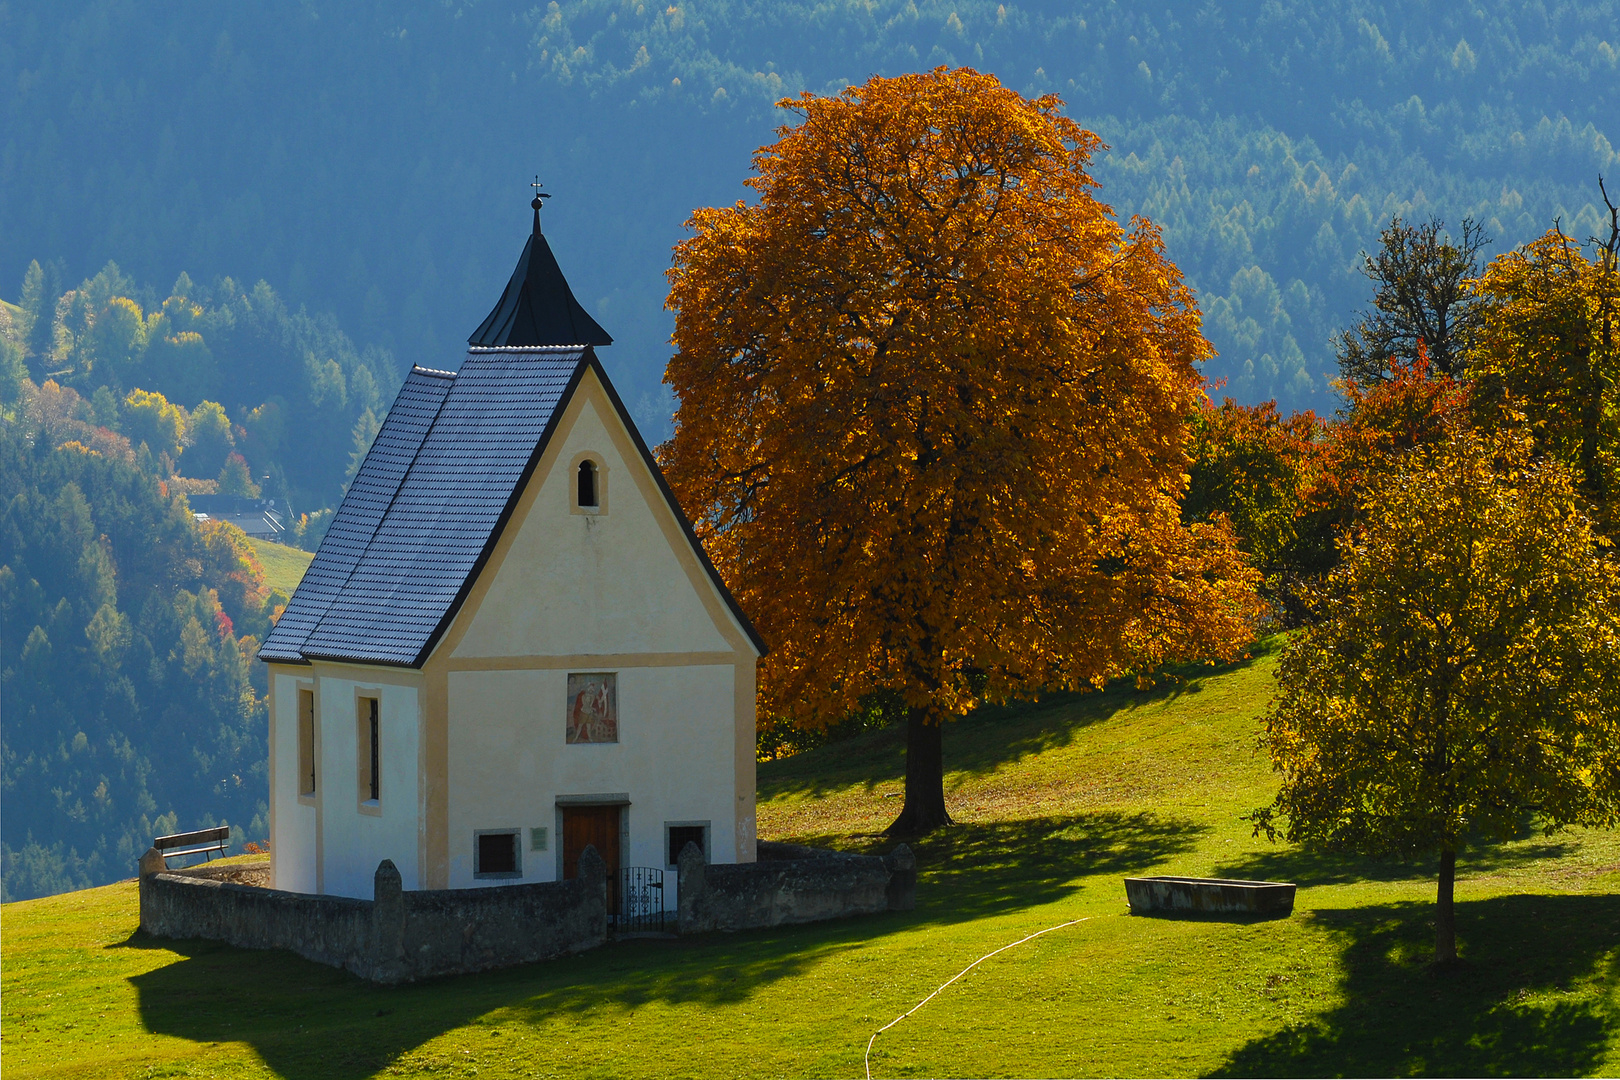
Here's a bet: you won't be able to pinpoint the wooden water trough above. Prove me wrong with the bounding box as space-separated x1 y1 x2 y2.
1124 875 1296 918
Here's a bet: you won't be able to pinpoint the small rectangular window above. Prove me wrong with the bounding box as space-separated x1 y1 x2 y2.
530 827 549 852
475 830 521 877
666 823 709 868
297 688 316 796
358 696 380 806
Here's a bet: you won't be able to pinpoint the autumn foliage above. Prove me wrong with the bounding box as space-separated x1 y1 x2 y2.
662 68 1261 832
1252 419 1620 963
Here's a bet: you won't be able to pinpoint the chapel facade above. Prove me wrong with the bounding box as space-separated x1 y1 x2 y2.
257 196 765 900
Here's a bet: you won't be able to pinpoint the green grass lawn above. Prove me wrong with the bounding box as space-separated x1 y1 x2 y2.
249 538 314 597
4 641 1618 1078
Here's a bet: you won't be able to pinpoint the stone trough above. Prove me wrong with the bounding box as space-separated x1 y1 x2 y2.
1124 875 1296 918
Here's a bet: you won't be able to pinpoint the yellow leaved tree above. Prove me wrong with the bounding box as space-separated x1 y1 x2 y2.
1469 211 1620 535
1252 419 1620 964
661 68 1262 835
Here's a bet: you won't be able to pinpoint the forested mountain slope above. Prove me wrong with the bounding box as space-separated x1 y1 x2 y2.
0 422 275 901
2 2 1614 417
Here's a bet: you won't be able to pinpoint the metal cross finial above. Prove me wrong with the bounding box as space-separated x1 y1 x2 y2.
530 175 551 209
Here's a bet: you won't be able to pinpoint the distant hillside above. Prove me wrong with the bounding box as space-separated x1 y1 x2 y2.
2 2 1614 418
0 423 278 901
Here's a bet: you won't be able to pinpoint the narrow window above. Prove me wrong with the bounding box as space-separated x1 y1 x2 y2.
666 823 709 868
475 830 520 877
297 688 316 796
577 459 598 508
359 696 380 803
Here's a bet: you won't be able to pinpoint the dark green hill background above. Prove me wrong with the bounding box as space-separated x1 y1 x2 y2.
3 1 1615 420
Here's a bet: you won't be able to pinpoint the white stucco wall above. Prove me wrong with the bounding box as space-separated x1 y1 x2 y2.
313 673 423 898
450 388 737 659
269 667 424 898
445 665 739 890
268 669 317 893
439 378 758 892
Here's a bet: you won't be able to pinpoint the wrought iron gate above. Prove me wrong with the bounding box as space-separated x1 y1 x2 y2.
613 866 665 932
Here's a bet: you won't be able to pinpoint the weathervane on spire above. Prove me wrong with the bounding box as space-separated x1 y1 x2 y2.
530 175 551 234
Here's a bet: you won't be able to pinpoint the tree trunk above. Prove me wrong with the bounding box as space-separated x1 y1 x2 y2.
1435 846 1458 965
884 707 953 837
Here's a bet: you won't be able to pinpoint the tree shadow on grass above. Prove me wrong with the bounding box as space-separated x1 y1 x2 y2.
1214 840 1580 889
1208 893 1620 1078
786 809 1210 925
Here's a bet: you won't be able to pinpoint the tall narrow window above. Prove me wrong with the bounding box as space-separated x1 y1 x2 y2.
297 688 316 796
359 696 380 805
577 459 598 508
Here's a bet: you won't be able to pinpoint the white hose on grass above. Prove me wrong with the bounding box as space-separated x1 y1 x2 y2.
864 916 1096 1080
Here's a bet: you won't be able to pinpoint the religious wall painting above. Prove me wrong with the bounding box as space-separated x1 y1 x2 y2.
566 672 618 744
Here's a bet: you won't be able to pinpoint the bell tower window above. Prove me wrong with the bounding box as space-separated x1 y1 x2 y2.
578 460 598 508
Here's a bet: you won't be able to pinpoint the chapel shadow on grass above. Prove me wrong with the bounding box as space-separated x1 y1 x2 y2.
126 809 1205 1078
1209 893 1620 1078
127 924 865 1080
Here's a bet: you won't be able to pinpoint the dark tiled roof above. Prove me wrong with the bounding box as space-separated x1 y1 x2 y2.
258 347 766 668
468 212 612 347
258 366 455 662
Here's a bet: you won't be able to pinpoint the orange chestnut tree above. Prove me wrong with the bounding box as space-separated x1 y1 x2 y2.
661 68 1262 835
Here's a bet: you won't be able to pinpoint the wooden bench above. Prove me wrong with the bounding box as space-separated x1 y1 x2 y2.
154 825 230 865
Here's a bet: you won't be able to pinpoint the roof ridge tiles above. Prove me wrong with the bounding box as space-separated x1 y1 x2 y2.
465 345 589 353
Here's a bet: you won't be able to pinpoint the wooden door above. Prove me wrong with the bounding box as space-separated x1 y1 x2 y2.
561 805 620 881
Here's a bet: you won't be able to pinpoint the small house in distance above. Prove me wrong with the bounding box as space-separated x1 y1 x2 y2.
258 195 766 901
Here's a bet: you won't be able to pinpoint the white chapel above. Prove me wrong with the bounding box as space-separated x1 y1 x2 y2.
258 194 766 900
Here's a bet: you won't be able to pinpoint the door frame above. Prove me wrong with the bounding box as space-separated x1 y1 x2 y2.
555 793 630 881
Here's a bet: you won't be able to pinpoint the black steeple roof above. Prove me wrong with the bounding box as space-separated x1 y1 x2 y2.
467 196 613 347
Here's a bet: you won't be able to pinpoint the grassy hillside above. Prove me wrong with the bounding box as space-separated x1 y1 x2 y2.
3 643 1618 1078
249 538 314 598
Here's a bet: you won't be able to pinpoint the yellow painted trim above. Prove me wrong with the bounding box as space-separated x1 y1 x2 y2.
424 668 449 888
312 680 324 893
266 667 282 888
443 652 745 672
734 659 757 862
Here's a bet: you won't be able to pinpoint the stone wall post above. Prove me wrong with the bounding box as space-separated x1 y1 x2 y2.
137 846 167 933
577 844 607 928
676 840 707 933
884 844 917 911
370 859 407 983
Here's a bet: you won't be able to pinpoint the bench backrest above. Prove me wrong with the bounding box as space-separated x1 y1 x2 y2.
154 825 230 851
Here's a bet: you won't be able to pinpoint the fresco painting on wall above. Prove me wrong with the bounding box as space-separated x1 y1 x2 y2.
566 673 618 744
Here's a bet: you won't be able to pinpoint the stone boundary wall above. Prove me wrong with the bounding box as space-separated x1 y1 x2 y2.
677 840 915 934
138 846 607 984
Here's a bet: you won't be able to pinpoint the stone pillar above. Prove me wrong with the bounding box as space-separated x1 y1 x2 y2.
676 840 707 933
577 844 608 940
370 859 407 983
884 844 917 911
137 846 167 933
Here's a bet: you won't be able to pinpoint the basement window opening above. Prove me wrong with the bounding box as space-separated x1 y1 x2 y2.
475 830 521 878
666 823 709 868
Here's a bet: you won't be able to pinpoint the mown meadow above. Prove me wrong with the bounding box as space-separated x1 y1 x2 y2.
3 640 1617 1078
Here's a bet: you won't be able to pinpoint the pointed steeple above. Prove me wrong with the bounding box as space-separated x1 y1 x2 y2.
468 184 613 348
